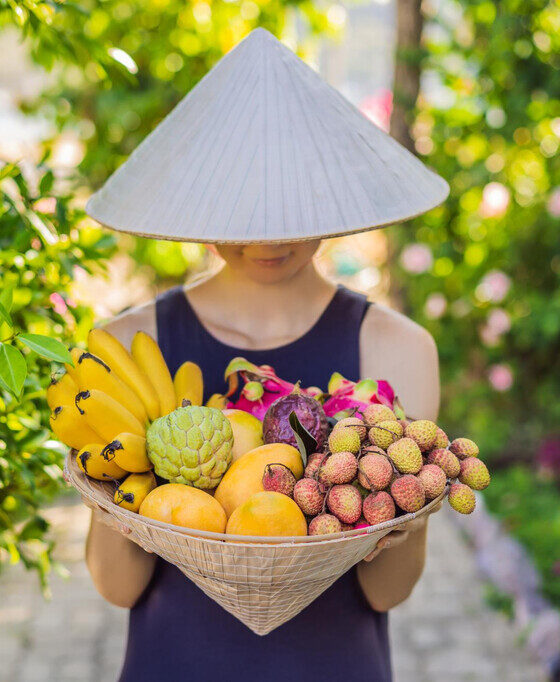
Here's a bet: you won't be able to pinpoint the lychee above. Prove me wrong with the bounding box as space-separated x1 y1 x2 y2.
363 491 396 525
262 463 296 497
404 420 438 451
358 453 393 491
340 522 354 532
293 478 325 516
308 513 342 535
304 452 327 479
327 484 362 524
416 464 447 499
362 404 396 428
352 479 370 498
391 475 425 513
426 448 461 478
448 482 476 514
449 437 479 459
319 451 358 485
459 458 490 490
432 427 449 449
334 417 367 442
361 444 387 457
368 420 403 449
328 427 361 455
386 437 422 474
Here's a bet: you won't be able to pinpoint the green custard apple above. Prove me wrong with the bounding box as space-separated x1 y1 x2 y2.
147 405 233 489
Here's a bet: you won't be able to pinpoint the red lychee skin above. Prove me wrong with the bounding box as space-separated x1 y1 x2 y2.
308 513 342 535
426 448 461 478
448 482 476 514
304 452 327 479
262 463 296 497
358 453 393 491
416 464 447 499
293 478 325 516
432 427 449 450
327 484 362 524
449 438 479 459
363 491 396 525
404 420 438 451
362 404 396 428
319 451 358 485
459 458 490 490
390 475 426 513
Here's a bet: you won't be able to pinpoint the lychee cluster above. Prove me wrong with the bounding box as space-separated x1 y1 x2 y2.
262 403 491 535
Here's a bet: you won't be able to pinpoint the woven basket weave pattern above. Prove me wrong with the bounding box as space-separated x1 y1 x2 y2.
66 454 444 634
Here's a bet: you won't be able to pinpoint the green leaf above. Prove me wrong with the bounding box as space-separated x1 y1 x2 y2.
19 515 49 542
0 286 13 313
39 170 54 195
288 411 317 467
0 301 12 328
18 334 72 364
0 343 27 396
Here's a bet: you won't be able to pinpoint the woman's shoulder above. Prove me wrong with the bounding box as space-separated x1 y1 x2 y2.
360 302 439 420
100 299 157 350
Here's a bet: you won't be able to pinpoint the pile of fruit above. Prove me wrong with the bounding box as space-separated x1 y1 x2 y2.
50 329 491 538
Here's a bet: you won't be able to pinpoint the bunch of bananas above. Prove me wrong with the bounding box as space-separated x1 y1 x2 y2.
48 328 226 512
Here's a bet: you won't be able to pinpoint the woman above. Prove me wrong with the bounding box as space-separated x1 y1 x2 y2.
83 29 447 681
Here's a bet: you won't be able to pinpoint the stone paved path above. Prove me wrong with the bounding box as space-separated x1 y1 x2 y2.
0 498 547 682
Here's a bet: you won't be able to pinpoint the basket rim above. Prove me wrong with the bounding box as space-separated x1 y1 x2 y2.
65 453 447 547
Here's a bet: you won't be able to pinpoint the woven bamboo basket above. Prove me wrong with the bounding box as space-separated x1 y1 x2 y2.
65 453 445 635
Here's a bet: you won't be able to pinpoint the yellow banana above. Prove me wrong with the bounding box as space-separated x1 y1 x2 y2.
114 471 157 512
131 331 176 416
76 389 145 441
76 352 148 424
173 361 203 407
49 404 102 450
206 393 227 410
88 328 160 420
77 444 127 481
102 433 152 473
64 347 83 381
47 373 77 410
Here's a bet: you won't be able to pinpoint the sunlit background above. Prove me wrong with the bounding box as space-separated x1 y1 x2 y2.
1 0 560 678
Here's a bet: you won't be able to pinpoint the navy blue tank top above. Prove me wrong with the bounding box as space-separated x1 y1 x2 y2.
118 285 392 682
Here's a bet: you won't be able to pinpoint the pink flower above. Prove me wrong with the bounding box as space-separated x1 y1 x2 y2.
49 292 68 315
477 270 511 303
488 364 513 391
400 244 433 274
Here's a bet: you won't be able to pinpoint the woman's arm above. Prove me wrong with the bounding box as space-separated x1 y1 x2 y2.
84 302 158 608
357 304 440 611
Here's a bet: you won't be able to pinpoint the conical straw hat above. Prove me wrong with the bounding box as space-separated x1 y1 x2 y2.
86 29 448 244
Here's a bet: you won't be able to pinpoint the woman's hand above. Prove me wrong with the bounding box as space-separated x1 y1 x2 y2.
362 501 442 562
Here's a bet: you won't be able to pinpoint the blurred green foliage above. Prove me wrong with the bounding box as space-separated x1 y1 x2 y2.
0 161 115 588
0 0 326 580
391 0 560 462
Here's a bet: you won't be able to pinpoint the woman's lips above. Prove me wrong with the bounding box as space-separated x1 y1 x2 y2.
249 256 290 267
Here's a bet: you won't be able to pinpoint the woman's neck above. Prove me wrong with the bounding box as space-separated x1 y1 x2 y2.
185 262 336 350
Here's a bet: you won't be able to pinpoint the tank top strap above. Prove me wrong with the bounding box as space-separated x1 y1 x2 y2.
155 285 202 375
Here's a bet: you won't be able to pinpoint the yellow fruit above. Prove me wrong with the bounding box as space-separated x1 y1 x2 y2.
173 361 203 407
88 328 160 420
226 491 307 537
206 393 227 409
77 444 127 480
64 347 83 381
50 405 102 450
46 373 77 410
76 389 145 441
114 472 157 512
76 352 148 424
214 443 304 518
223 409 264 462
131 332 176 416
139 484 227 533
102 433 152 472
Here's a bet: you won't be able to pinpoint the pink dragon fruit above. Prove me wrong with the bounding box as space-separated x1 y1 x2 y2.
322 372 395 418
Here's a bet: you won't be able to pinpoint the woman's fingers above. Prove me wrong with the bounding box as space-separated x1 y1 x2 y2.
362 529 410 562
